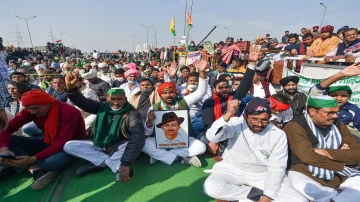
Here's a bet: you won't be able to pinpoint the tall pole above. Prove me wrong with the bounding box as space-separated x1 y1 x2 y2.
186 0 194 47
319 3 327 29
224 27 230 37
184 0 188 37
60 32 66 41
50 27 55 43
140 24 154 48
14 15 36 48
154 28 158 48
129 35 137 52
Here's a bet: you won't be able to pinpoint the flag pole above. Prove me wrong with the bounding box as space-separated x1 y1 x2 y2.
186 0 193 48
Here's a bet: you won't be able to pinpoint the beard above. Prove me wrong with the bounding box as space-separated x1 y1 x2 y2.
284 88 297 95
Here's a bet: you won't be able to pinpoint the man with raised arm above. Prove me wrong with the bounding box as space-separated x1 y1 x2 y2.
203 98 307 202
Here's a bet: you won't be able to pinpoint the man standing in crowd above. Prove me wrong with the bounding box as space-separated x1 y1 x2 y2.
0 90 85 190
285 33 314 55
142 59 209 167
0 37 9 131
64 75 145 180
46 75 68 102
325 28 360 63
285 63 360 202
328 85 360 131
81 69 110 101
282 31 290 44
278 76 307 117
203 98 307 202
307 25 340 58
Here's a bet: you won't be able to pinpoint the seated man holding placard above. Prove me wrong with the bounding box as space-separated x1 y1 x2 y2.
63 73 145 182
142 57 209 167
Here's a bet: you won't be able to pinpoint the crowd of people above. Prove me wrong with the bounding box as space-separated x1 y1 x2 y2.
0 24 360 202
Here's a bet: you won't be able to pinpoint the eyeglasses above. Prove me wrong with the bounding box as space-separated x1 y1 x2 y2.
248 117 270 125
316 109 339 117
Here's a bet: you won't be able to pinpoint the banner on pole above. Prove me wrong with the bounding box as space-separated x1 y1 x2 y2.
284 68 360 107
203 41 215 55
178 51 201 67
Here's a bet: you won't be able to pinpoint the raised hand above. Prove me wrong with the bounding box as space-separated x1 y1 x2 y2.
340 62 360 77
197 53 209 72
248 46 259 63
223 99 241 121
65 73 79 90
167 62 178 78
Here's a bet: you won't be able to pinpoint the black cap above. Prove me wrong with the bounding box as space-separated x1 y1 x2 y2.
244 97 271 115
156 112 184 128
279 76 299 87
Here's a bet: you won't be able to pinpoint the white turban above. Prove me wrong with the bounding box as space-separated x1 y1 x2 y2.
34 64 46 74
90 62 97 67
81 69 97 80
98 62 108 68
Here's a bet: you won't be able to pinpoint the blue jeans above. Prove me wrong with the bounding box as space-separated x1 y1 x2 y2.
22 122 43 137
8 136 73 171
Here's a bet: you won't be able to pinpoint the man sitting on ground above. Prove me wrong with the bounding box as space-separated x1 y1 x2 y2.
278 76 307 117
250 71 276 99
285 63 360 202
203 98 307 202
0 90 85 190
81 69 111 101
46 75 68 102
142 59 208 167
64 75 145 181
10 71 40 90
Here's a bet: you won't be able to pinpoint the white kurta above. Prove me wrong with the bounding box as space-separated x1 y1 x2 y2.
141 78 209 165
204 116 307 201
119 83 140 99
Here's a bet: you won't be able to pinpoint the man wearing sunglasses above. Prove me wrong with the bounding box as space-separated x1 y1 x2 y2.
204 97 307 202
285 63 360 202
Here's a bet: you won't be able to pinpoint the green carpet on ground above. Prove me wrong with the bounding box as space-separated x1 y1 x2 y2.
60 156 216 202
0 171 57 202
1 156 216 202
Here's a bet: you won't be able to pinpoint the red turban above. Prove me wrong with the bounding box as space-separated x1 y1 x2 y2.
157 71 165 80
269 96 291 112
22 90 58 145
321 25 334 34
157 82 177 96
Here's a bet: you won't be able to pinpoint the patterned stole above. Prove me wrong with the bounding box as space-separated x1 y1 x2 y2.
304 112 360 180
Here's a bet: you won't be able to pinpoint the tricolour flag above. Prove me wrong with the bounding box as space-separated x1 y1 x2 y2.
187 13 193 30
170 16 176 36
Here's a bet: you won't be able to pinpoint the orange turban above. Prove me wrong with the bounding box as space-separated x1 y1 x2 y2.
22 90 58 145
157 82 177 96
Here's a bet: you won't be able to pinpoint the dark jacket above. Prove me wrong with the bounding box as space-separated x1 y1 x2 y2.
278 90 307 117
339 102 360 131
285 115 360 188
66 88 145 167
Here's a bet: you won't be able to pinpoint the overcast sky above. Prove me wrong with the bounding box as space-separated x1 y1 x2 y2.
1 0 359 52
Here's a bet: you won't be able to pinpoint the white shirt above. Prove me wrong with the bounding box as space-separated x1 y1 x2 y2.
206 115 288 199
93 52 100 59
119 82 140 99
144 77 209 136
252 82 276 98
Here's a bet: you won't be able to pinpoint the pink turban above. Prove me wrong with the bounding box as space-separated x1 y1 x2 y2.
126 63 137 70
124 69 140 78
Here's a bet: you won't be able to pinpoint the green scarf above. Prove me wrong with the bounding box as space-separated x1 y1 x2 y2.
93 102 131 148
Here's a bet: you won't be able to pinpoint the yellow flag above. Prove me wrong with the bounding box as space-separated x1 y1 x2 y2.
170 16 176 36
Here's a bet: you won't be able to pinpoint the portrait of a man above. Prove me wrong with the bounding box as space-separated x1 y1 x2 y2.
155 111 189 148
